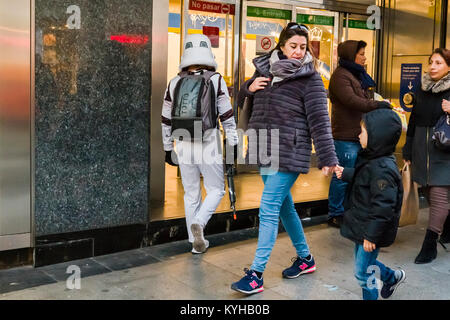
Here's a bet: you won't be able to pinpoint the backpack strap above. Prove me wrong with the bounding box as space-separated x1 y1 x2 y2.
202 71 220 128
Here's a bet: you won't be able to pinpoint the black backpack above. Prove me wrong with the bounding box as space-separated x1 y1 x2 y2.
171 70 219 141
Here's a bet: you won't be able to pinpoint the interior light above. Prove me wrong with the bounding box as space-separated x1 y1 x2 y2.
109 35 149 44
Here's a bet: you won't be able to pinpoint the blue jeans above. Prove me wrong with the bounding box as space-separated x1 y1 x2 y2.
328 140 362 218
354 244 396 300
251 171 310 273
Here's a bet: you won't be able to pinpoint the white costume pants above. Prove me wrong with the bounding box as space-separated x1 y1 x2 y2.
176 139 226 243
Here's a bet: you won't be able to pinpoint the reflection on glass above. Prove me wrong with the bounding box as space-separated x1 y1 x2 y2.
187 10 234 88
243 16 288 80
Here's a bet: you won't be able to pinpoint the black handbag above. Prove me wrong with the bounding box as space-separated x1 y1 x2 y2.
432 113 450 151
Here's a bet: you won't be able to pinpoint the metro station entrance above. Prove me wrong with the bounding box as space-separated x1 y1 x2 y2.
152 0 378 222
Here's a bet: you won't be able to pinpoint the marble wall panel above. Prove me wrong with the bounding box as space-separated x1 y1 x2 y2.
35 0 152 235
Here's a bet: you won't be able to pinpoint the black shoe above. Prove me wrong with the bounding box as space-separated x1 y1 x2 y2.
415 229 438 264
327 216 343 228
380 269 406 299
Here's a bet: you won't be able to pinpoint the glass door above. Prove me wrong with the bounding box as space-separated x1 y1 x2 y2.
237 1 292 173
183 0 236 90
161 0 239 221
296 7 339 91
241 2 292 81
168 0 237 89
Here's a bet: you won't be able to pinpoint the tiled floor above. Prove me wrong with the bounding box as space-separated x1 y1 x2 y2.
0 209 449 300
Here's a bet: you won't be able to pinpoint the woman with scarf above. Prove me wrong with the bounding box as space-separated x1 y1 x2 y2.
231 22 338 295
327 40 386 228
403 48 450 264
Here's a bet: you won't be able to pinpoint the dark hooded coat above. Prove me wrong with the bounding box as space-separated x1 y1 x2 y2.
329 40 379 142
237 51 338 173
340 108 403 247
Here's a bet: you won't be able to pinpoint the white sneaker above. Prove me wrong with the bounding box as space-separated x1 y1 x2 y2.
192 240 209 254
191 223 207 253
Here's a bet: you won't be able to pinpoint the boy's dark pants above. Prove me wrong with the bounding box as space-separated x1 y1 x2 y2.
354 243 397 300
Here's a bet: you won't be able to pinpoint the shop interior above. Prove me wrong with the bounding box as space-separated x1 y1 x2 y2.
152 0 377 222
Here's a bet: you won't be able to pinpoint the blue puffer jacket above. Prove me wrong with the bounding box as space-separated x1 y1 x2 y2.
237 52 338 173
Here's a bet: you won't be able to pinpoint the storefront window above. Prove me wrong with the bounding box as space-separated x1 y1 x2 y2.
344 18 376 78
243 6 290 80
297 12 336 90
187 3 235 87
168 0 182 81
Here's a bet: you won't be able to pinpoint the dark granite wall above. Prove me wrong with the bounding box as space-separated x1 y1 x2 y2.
35 0 152 236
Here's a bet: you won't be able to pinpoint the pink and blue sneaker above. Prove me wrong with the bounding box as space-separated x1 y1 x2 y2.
231 268 264 295
282 255 316 279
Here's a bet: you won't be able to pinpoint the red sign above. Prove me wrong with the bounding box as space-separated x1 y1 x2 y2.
261 37 272 50
203 26 220 48
189 0 235 15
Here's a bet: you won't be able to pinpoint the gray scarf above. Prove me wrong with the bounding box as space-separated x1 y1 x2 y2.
422 72 450 93
269 50 314 85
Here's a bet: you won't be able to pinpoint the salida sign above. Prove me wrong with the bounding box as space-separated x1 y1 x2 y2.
189 0 235 15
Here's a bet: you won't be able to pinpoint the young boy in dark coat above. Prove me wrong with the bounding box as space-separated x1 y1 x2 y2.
335 106 406 300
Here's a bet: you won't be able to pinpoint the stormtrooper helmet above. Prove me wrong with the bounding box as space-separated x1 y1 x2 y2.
179 34 218 71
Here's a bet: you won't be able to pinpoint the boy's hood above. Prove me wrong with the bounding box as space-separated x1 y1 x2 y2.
361 108 402 159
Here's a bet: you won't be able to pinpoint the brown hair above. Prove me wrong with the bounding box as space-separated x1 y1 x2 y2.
273 22 318 69
430 48 450 66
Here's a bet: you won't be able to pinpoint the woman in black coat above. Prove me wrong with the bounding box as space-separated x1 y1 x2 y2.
403 48 450 264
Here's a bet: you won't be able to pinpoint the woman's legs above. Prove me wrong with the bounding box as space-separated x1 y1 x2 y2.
415 186 449 263
250 171 299 273
428 186 450 234
279 191 310 259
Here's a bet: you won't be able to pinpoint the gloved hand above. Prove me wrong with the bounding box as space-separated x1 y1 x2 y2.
165 150 178 166
376 101 392 109
225 128 239 146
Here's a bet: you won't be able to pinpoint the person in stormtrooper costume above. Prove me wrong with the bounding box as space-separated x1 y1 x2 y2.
161 34 238 254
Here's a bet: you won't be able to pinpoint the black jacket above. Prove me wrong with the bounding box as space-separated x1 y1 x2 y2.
402 74 450 186
340 108 403 247
237 51 338 173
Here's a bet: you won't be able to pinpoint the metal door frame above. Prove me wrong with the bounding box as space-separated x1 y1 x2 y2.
0 0 33 251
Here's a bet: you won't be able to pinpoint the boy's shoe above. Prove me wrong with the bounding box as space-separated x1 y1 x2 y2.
231 268 264 295
380 269 406 299
282 255 316 279
191 240 209 254
191 223 207 253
